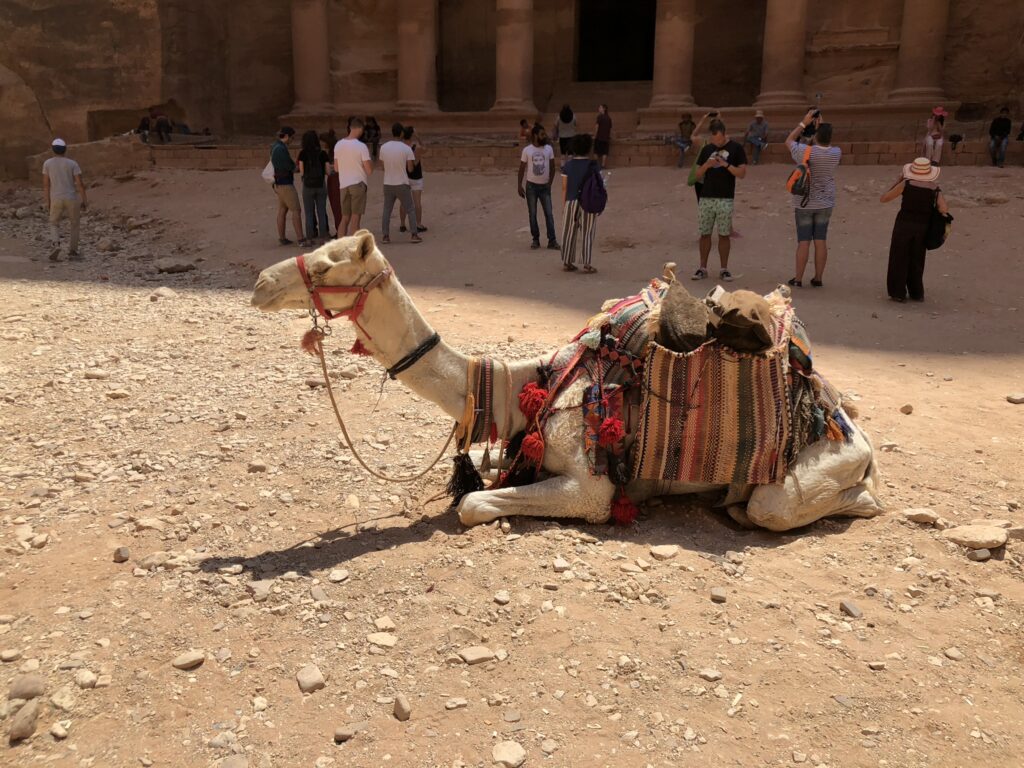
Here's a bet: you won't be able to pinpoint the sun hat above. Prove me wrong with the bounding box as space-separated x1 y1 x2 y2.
754 109 764 118
52 138 67 148
931 106 949 117
902 157 940 183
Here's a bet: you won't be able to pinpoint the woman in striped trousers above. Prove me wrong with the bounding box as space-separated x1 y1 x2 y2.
560 134 599 273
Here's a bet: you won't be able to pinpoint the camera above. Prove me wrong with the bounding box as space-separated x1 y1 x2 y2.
708 111 719 117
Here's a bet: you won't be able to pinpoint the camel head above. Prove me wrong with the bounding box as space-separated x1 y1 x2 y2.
250 230 388 313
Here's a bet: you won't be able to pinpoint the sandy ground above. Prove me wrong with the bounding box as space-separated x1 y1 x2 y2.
0 163 1022 768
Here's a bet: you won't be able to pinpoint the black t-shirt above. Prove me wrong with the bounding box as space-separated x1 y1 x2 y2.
696 140 747 199
298 149 329 187
990 116 1012 138
409 144 423 180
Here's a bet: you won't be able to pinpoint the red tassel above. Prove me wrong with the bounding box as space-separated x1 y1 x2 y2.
520 430 545 466
610 488 639 525
598 416 625 447
518 382 548 422
350 338 373 357
300 329 320 356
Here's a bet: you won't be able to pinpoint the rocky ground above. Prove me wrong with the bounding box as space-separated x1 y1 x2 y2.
1 165 1022 768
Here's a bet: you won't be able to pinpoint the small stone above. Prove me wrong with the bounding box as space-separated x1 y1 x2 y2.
49 685 76 711
902 508 938 525
171 650 205 670
84 368 111 380
793 752 807 764
8 673 46 699
220 758 248 768
310 586 329 603
458 645 495 665
649 544 680 561
112 546 130 563
367 632 397 648
333 725 357 743
699 668 722 682
296 663 325 693
710 587 728 604
154 257 195 274
50 721 69 740
503 709 522 723
839 600 863 619
150 286 178 300
492 740 527 768
74 669 98 689
540 739 558 755
1 649 22 663
867 661 886 671
393 693 412 721
493 590 511 605
966 548 991 562
328 569 349 583
247 580 274 603
445 697 468 710
247 461 267 473
8 698 39 743
1007 393 1024 405
253 696 268 712
374 616 396 631
552 557 570 573
944 647 965 661
942 525 1008 550
899 404 914 415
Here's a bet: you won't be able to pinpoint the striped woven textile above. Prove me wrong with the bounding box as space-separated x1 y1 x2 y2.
633 307 793 486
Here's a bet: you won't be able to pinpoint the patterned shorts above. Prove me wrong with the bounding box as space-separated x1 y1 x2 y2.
697 197 734 237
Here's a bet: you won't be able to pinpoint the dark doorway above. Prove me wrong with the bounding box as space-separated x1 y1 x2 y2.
577 0 656 81
692 0 765 105
438 0 496 111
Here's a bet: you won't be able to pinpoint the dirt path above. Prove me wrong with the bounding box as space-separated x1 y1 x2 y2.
1 165 1021 767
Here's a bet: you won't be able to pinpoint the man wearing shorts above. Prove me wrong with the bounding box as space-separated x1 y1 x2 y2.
785 109 841 287
271 127 307 246
333 118 373 236
692 119 747 281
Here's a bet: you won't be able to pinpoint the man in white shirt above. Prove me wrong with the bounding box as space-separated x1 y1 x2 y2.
517 125 559 250
379 123 421 243
42 138 88 261
333 118 374 236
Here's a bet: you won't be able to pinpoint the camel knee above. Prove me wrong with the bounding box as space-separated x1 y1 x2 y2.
746 484 801 532
457 492 500 527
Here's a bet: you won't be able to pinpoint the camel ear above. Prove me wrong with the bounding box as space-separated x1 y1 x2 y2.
353 229 376 262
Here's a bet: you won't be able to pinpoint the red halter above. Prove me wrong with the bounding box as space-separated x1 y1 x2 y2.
295 253 391 340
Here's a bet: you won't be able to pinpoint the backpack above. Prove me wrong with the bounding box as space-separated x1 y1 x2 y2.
579 163 607 215
786 145 812 208
261 161 275 185
302 151 325 189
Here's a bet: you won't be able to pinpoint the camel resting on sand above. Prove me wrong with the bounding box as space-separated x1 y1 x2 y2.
250 232 882 531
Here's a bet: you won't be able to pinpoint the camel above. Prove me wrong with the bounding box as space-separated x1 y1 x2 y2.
250 231 882 531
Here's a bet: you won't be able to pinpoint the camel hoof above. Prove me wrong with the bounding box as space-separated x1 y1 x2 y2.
726 505 757 529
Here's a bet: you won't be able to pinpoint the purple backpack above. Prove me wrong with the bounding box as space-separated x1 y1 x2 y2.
579 163 607 215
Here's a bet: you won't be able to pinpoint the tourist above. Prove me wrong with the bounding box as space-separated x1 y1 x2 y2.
879 157 949 303
42 138 88 262
136 115 151 143
519 119 531 144
674 112 696 167
594 104 612 167
691 119 747 282
270 127 307 246
297 130 331 245
518 125 559 250
363 117 382 161
924 106 947 165
400 125 427 234
988 106 1012 167
799 110 820 145
554 104 576 160
153 111 173 144
560 133 600 273
784 110 841 288
379 122 421 244
321 129 341 236
333 118 373 236
744 109 769 165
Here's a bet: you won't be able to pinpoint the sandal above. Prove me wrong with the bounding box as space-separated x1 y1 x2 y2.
381 235 390 244
563 264 578 272
788 278 802 287
810 278 823 287
582 265 598 273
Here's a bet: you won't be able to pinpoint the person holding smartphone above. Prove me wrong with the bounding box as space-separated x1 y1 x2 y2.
691 118 747 282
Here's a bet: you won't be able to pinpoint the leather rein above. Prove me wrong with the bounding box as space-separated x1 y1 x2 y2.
294 254 458 484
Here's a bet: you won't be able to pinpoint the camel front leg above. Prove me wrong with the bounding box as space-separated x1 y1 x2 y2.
745 420 883 532
457 472 615 527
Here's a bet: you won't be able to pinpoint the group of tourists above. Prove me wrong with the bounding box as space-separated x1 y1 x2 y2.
268 117 425 247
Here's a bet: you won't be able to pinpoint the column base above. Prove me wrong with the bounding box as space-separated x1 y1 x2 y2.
755 90 809 107
395 100 440 114
886 87 947 105
490 99 538 115
648 95 697 109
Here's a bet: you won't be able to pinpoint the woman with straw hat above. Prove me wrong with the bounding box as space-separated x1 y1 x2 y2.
923 106 948 165
879 157 950 303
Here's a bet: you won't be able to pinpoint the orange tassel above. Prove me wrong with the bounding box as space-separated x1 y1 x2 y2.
350 338 372 356
520 431 545 466
610 489 639 525
598 417 625 447
300 329 320 356
518 382 548 422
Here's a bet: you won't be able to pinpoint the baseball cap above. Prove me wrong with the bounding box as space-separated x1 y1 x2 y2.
52 138 67 148
278 126 295 137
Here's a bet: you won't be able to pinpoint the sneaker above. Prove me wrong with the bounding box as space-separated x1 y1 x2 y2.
400 225 407 233
411 234 423 243
48 247 62 262
547 241 561 250
299 239 313 247
720 269 733 282
68 250 84 261
381 235 390 244
530 239 540 250
278 238 293 246
416 226 428 233
691 267 707 281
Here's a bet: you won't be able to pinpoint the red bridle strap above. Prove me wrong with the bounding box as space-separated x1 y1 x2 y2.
295 253 391 340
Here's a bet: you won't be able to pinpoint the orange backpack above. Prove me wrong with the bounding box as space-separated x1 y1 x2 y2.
786 146 812 208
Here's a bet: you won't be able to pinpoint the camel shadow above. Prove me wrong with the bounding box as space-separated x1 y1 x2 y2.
196 497 863 577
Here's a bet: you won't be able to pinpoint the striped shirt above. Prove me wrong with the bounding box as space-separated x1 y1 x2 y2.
790 144 841 209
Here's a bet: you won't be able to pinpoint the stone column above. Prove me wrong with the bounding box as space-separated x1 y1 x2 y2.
888 0 950 102
492 0 537 113
756 0 808 106
291 0 331 112
397 0 439 112
649 0 697 108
